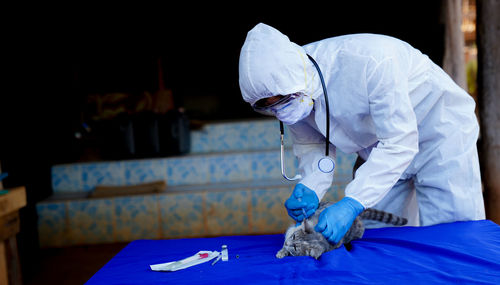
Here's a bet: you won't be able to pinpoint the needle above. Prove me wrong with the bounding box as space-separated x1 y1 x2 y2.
211 254 222 266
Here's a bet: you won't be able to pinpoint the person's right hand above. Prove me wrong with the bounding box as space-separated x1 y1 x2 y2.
284 183 319 222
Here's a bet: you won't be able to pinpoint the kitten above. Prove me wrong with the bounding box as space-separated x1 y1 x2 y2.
276 201 407 259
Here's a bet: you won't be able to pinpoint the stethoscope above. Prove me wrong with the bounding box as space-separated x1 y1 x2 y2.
280 54 335 181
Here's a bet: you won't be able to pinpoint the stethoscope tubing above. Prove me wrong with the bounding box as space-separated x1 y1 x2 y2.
280 54 333 181
306 54 330 156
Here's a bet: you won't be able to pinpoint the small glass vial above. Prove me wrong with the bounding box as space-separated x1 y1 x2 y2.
221 245 228 261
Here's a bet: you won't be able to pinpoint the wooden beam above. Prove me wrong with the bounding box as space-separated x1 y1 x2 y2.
442 0 467 89
89 180 167 198
477 0 500 223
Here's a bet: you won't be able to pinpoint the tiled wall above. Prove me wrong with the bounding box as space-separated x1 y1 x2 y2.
39 119 358 247
38 183 349 247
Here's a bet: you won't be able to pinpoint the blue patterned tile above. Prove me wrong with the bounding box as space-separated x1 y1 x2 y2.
190 130 211 153
250 151 282 180
123 159 167 186
67 199 114 245
283 125 294 147
190 119 286 153
166 156 209 186
322 184 344 202
247 120 280 150
80 162 125 191
250 187 292 234
159 193 204 238
114 195 160 242
247 120 294 149
205 190 249 235
208 123 251 152
334 151 357 178
208 153 251 183
284 148 299 177
51 164 83 193
37 202 68 247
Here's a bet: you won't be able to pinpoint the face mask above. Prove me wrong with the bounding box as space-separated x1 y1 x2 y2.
272 94 314 125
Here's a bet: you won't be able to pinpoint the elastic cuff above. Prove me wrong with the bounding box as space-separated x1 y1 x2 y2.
344 195 366 211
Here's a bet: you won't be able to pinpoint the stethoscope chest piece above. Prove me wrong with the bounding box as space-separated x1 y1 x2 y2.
318 157 335 173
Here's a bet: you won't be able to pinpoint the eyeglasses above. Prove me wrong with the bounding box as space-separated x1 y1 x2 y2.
252 94 300 116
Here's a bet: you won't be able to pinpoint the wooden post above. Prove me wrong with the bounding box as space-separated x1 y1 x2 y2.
442 0 468 89
0 242 7 285
477 0 500 224
0 163 3 190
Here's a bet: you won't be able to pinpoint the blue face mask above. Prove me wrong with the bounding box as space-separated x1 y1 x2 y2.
273 94 314 125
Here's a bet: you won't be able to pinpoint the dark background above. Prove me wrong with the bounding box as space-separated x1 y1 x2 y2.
1 1 444 279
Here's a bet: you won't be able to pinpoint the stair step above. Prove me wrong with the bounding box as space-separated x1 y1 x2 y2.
190 119 293 153
52 149 357 193
37 180 347 248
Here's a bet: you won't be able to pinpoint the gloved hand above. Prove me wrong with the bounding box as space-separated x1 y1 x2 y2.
314 197 365 244
284 183 319 222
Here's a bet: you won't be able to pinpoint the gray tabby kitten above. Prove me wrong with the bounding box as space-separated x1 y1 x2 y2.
276 201 407 259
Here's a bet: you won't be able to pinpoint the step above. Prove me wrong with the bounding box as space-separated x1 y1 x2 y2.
37 179 348 248
190 119 293 154
51 149 357 193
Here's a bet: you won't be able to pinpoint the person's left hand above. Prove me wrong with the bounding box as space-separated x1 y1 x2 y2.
284 183 319 222
314 197 364 244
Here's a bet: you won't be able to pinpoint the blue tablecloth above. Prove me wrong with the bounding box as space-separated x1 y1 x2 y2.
86 220 500 284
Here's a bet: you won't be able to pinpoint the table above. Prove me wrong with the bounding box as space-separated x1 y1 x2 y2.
0 186 26 285
87 220 500 284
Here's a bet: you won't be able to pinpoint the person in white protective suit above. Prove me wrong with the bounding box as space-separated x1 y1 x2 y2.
238 23 485 244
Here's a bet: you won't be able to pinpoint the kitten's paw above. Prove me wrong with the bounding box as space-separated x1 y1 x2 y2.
308 248 323 260
276 249 288 258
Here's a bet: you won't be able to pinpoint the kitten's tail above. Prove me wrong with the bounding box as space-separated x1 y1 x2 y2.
359 208 408 226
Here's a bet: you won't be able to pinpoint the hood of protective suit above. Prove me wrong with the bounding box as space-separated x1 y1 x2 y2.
238 23 321 106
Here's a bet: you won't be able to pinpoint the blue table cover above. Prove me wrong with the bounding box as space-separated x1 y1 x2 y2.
87 220 500 284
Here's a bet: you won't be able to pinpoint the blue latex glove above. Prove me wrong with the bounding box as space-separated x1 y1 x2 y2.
284 183 319 222
314 197 365 244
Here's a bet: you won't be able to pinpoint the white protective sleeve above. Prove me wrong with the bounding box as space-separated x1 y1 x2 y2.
345 57 419 208
288 120 336 200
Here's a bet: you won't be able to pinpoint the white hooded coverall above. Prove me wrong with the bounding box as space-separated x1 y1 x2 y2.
239 23 485 227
